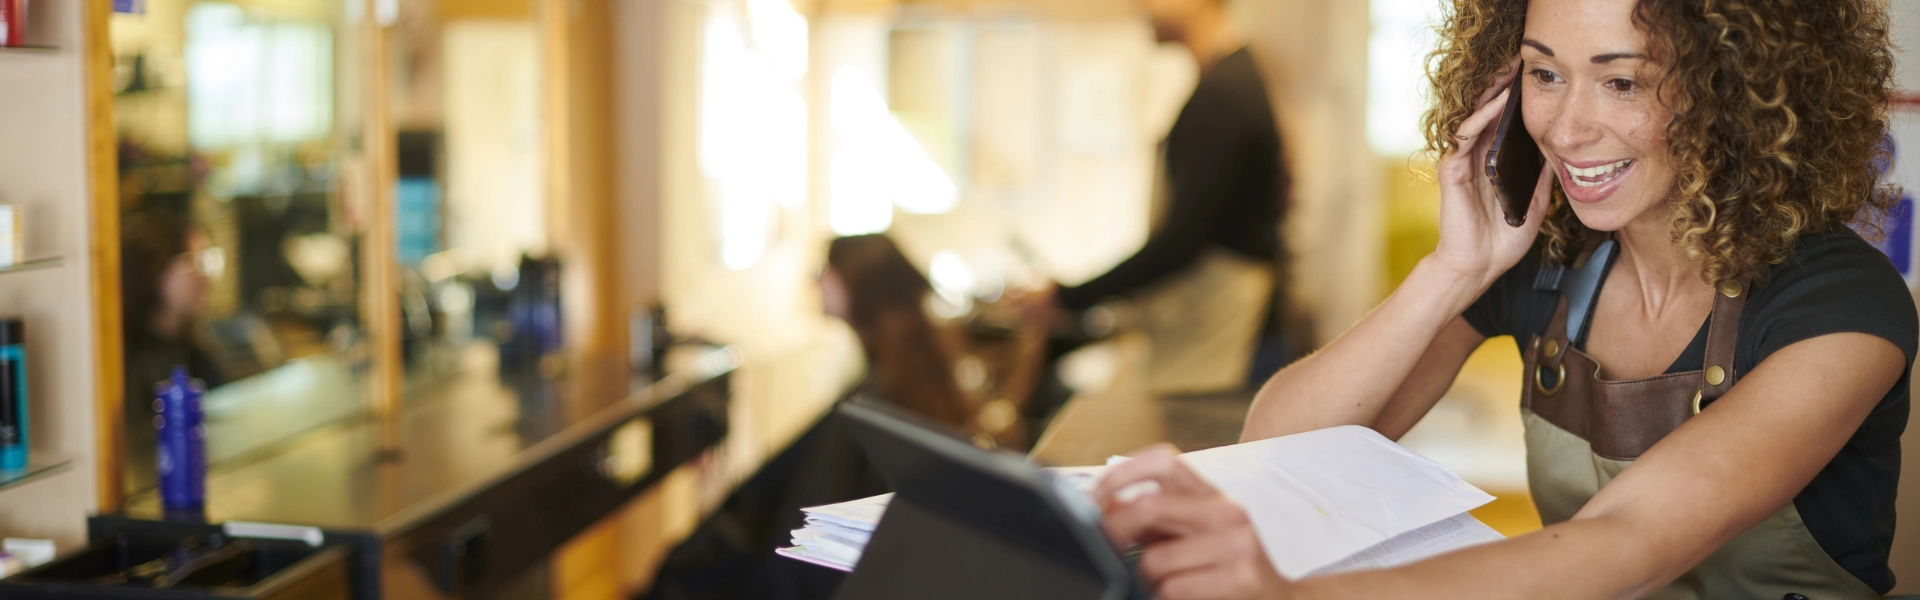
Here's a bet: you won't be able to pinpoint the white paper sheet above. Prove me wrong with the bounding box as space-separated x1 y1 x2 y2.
1152 425 1495 578
1306 512 1505 577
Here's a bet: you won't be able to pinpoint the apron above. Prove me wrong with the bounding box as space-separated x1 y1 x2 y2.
1134 248 1272 396
1133 140 1275 396
1521 243 1881 599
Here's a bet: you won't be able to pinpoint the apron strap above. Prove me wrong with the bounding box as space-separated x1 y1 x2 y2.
1700 279 1750 403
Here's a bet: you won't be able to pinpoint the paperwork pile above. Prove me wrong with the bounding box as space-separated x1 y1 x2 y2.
776 425 1506 578
775 493 891 572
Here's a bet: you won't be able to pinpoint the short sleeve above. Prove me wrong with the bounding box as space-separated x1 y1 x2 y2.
1743 230 1919 374
1463 253 1552 340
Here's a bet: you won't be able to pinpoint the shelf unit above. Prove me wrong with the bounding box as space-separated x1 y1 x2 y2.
0 0 107 550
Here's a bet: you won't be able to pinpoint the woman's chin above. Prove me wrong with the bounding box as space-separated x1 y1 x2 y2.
1564 205 1628 233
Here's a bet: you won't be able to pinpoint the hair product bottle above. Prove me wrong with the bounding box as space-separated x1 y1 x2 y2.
155 367 206 519
0 319 26 472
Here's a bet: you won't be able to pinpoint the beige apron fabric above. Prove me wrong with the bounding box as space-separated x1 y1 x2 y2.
1131 248 1272 395
1523 411 1881 599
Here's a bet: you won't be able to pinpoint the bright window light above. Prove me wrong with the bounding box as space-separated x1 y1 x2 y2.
928 251 976 306
829 67 957 218
186 3 333 148
1367 0 1443 156
700 6 809 270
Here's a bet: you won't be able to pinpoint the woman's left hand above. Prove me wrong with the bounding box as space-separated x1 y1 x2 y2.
1095 444 1294 600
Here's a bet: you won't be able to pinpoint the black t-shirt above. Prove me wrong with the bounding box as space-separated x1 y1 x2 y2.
1463 227 1916 593
1058 47 1286 310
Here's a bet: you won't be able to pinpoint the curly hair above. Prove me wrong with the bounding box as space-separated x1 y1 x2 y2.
1420 0 1898 285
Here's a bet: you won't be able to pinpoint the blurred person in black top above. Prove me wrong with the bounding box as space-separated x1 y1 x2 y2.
1038 0 1293 396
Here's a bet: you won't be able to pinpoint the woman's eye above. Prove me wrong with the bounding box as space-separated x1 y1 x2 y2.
1530 69 1561 85
1606 78 1636 93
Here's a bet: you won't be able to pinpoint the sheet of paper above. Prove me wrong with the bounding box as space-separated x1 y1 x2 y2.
776 546 855 572
799 493 891 528
1171 425 1496 579
1306 512 1505 577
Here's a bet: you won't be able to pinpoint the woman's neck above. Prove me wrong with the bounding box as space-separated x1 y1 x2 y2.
1609 206 1709 314
1181 9 1243 75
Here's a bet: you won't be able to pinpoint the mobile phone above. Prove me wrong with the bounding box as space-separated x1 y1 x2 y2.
1485 74 1543 227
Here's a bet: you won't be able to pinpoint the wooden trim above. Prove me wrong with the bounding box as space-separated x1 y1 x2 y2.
541 0 572 256
362 0 403 425
85 0 126 513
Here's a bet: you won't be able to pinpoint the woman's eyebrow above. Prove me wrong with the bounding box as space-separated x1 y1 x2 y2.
1521 39 1554 56
1591 51 1649 64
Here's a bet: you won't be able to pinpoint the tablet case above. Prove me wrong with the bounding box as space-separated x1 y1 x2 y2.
833 400 1146 600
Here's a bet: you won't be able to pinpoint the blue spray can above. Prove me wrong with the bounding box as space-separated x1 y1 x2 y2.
0 319 26 472
155 366 205 519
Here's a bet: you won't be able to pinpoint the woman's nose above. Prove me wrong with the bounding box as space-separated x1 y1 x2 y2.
1545 91 1604 151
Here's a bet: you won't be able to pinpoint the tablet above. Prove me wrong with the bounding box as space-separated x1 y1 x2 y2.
834 400 1148 600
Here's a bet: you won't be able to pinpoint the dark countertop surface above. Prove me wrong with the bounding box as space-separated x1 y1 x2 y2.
123 344 738 535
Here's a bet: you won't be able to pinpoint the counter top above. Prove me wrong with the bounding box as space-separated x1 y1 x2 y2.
1028 333 1255 467
123 344 739 536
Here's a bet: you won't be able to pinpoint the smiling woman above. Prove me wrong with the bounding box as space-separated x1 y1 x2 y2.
1424 0 1898 282
1091 0 1919 598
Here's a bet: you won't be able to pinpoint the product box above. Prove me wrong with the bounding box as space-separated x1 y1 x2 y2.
0 0 24 48
0 205 21 268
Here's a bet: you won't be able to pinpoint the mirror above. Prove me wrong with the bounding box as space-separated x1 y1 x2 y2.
110 0 369 493
386 0 551 385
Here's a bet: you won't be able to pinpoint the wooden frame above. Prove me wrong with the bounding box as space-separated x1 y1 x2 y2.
85 0 124 513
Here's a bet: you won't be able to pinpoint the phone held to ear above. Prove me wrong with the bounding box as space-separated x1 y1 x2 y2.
1485 74 1544 228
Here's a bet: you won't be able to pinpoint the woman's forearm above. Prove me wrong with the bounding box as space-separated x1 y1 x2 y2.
1291 516 1671 600
1241 256 1492 441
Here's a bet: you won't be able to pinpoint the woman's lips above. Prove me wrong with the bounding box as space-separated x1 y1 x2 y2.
1557 158 1635 203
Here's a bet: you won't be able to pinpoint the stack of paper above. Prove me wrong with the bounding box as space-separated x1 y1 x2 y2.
775 494 889 571
776 425 1507 577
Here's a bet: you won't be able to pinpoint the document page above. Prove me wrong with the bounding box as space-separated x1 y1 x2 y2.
1306 512 1505 577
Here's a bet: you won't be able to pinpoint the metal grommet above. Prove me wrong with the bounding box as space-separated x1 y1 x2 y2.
1706 365 1726 386
1692 389 1704 415
1543 339 1561 359
1719 281 1742 298
1534 363 1567 396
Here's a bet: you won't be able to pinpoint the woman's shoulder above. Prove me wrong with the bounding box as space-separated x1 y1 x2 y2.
1746 227 1918 362
1760 227 1908 301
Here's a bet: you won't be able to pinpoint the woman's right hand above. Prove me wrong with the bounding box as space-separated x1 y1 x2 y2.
1430 61 1555 289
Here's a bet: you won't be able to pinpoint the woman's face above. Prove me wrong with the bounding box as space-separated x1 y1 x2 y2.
158 252 207 320
1521 0 1678 232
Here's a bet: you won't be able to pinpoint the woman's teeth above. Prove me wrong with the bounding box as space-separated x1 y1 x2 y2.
1567 159 1633 188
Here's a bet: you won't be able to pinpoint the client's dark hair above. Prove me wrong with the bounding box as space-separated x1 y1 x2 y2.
826 235 975 431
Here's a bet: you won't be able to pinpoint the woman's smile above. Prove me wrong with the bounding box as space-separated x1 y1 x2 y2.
1555 155 1637 204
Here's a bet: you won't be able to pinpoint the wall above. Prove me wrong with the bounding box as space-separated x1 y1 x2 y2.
1242 0 1379 341
0 0 105 550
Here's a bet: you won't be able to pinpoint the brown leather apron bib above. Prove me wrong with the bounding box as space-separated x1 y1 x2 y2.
1520 248 1880 599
